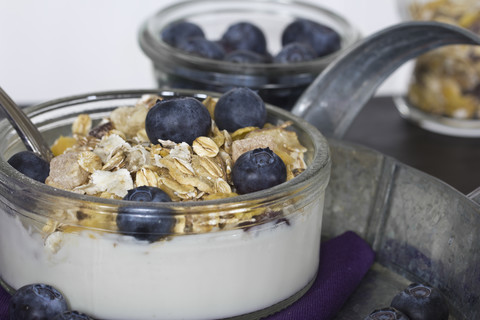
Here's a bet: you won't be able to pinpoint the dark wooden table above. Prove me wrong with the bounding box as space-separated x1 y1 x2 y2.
343 96 480 195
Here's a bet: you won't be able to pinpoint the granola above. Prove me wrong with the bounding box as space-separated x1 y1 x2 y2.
45 94 308 235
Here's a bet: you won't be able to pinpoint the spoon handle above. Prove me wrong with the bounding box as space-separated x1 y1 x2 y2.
0 87 53 162
291 21 480 138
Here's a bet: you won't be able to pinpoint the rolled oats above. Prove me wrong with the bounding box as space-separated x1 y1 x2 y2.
110 104 149 138
93 134 130 163
214 177 232 194
135 167 159 187
192 136 219 157
101 150 126 171
77 151 102 173
203 96 217 119
193 156 224 179
77 169 133 198
72 114 92 136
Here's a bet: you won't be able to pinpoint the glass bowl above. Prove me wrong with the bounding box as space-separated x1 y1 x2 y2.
138 0 359 110
0 89 330 320
395 0 480 137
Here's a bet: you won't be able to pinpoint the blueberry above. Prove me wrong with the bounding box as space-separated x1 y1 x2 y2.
232 148 286 194
54 311 94 320
214 87 267 132
391 283 449 320
8 283 69 320
161 21 205 47
8 150 50 183
145 97 211 145
364 307 410 320
177 37 226 59
220 22 267 55
282 18 341 57
116 186 175 242
274 42 317 64
225 50 270 64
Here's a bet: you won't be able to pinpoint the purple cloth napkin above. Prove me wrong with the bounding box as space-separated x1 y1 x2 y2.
0 231 374 320
267 231 375 320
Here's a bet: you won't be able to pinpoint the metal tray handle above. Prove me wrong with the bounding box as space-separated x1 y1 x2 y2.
292 21 480 140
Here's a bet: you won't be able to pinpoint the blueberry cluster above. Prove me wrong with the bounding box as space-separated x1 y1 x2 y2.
8 283 93 320
161 18 340 64
364 283 449 320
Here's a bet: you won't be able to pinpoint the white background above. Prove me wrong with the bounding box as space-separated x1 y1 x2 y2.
0 0 407 105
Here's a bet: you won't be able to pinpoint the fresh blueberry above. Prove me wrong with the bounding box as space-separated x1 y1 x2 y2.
8 150 50 183
161 21 205 48
176 37 226 59
116 186 175 242
145 97 211 145
282 18 341 57
225 50 270 63
274 42 317 64
232 148 286 194
54 311 94 320
214 87 267 132
391 283 449 320
220 22 267 55
8 283 69 320
364 307 410 320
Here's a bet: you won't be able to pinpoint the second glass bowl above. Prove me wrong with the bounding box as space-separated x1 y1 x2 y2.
138 0 359 110
395 0 480 137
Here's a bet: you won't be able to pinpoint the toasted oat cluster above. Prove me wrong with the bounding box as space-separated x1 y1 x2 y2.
46 95 307 202
407 0 480 119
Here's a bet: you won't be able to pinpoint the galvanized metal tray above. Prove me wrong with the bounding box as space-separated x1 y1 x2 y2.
288 22 480 319
323 138 480 319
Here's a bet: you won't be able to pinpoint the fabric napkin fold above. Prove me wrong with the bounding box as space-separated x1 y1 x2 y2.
0 231 374 320
268 230 375 320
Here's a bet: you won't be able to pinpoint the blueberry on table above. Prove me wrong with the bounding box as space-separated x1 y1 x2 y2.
273 42 317 64
116 186 175 242
54 311 94 320
214 87 266 132
220 22 267 55
232 148 287 194
391 283 449 320
161 21 205 48
8 283 69 320
145 97 211 145
7 150 50 183
364 307 410 319
282 18 341 57
177 37 226 59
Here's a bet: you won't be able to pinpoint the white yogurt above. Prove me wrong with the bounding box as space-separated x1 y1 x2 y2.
0 195 323 320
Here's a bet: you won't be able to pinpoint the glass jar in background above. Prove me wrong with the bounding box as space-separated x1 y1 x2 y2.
395 0 480 136
138 0 359 110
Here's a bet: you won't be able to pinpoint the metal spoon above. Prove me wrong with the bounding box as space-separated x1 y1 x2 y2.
0 87 53 162
291 21 480 139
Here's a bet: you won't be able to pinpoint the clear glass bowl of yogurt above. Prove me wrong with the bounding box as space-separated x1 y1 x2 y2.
138 0 359 110
0 89 330 320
